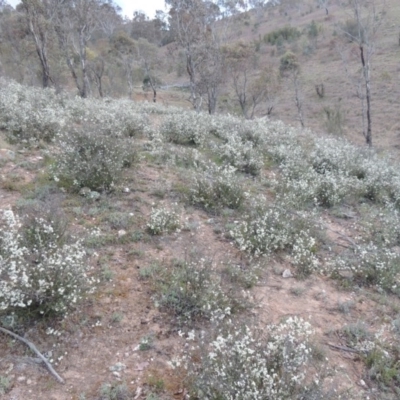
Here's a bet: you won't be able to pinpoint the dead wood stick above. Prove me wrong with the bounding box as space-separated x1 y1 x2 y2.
0 326 65 384
326 342 366 354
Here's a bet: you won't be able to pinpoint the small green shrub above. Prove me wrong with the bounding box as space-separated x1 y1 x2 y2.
0 80 64 144
99 382 131 400
173 316 330 399
52 127 134 192
264 26 302 45
160 112 211 146
332 244 400 294
147 206 180 235
324 104 345 136
190 165 245 211
0 209 96 319
230 202 317 261
0 375 12 395
155 256 243 325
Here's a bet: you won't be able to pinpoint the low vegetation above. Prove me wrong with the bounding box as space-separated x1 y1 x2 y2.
1 80 400 398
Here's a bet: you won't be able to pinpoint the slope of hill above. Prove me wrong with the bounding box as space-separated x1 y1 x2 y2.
157 0 400 155
1 81 400 399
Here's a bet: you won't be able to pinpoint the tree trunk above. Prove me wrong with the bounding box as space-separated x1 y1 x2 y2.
360 44 372 146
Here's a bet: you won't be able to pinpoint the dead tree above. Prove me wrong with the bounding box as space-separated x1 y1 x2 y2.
338 0 384 146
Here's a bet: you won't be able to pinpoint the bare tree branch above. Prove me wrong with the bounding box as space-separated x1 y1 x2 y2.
0 326 65 384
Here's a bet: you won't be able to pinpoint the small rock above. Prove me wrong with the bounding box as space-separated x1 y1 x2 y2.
118 229 127 237
360 379 366 387
282 269 293 278
26 379 32 385
112 371 120 378
123 187 130 193
17 376 26 382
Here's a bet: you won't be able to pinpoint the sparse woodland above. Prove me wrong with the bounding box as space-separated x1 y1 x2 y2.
1 0 400 399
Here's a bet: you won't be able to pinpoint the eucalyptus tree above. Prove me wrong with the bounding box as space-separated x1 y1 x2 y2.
136 38 160 103
53 0 120 98
338 0 383 146
166 0 224 113
20 0 58 88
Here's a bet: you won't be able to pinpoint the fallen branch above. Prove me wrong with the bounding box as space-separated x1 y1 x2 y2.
327 342 366 354
0 327 65 384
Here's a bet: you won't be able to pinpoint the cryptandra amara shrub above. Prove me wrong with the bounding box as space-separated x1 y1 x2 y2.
52 127 134 192
190 164 245 211
0 80 64 144
155 257 247 326
171 314 334 399
159 111 212 146
0 209 96 318
147 206 181 235
230 201 319 273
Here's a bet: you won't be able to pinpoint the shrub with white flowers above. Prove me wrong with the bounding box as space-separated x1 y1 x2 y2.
0 209 96 318
174 316 324 399
147 206 180 235
159 111 212 146
190 164 245 211
230 202 317 256
219 134 264 176
155 257 245 325
0 80 65 143
52 127 134 191
332 243 400 294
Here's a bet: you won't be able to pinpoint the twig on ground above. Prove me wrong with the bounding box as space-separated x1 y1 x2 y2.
0 326 65 384
327 342 366 354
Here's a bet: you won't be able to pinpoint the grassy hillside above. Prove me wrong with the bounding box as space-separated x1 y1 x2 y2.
0 81 400 399
158 0 400 154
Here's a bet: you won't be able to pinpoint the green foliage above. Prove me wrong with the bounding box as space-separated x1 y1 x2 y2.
0 80 64 144
307 20 319 39
332 243 400 295
160 112 212 146
154 256 245 325
365 346 400 392
174 316 334 399
324 104 345 136
279 51 300 76
230 201 319 276
147 206 180 235
264 26 302 45
52 127 134 192
340 19 365 42
0 376 12 395
0 209 96 320
99 382 131 400
190 164 245 212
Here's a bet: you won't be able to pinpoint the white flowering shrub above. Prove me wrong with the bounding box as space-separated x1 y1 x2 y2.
0 209 96 318
289 231 320 277
190 164 245 211
230 202 317 259
62 97 150 138
358 205 400 247
175 316 324 399
219 135 264 176
0 80 65 143
155 257 243 325
147 206 180 235
52 127 134 191
332 243 400 294
159 111 212 146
